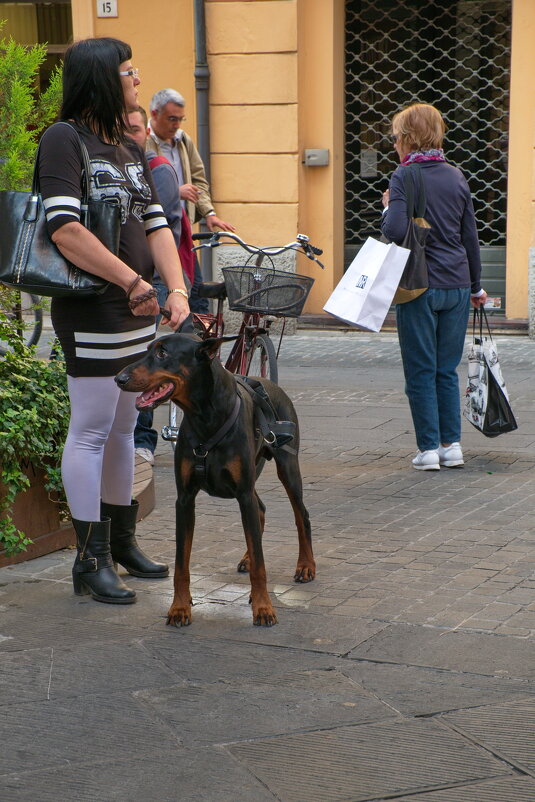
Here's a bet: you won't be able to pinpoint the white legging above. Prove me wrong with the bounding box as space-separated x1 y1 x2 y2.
62 376 140 521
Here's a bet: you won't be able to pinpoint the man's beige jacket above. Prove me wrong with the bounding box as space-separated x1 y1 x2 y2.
147 131 214 224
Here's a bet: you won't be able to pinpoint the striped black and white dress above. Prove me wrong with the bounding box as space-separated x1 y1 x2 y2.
38 122 168 377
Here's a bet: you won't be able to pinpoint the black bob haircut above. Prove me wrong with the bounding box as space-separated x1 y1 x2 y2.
61 37 132 143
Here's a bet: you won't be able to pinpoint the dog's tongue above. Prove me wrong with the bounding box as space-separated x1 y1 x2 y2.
136 382 174 409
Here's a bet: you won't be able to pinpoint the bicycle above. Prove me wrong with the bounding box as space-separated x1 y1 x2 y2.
0 286 43 355
161 232 324 446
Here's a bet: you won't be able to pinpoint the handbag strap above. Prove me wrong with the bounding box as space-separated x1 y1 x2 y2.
31 121 93 204
401 164 426 219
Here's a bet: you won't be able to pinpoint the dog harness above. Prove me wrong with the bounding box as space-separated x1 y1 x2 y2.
181 377 296 478
181 395 242 477
235 377 296 454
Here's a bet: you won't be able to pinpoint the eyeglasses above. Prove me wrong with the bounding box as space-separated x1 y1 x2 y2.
119 68 139 79
166 115 186 123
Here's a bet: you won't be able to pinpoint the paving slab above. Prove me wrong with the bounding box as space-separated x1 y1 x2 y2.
340 661 535 716
0 746 277 802
0 693 179 776
392 775 535 801
136 669 393 747
144 599 388 655
0 571 173 628
140 634 337 683
0 640 179 705
227 718 509 802
444 697 535 776
0 609 144 653
348 622 535 678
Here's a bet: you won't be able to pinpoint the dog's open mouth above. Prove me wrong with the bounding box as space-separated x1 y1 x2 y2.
135 382 175 410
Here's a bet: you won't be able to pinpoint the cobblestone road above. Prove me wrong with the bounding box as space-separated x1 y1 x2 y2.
2 331 535 800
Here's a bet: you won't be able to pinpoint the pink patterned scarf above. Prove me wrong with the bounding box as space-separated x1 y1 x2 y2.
401 149 446 165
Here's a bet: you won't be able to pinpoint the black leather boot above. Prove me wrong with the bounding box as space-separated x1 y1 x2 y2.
102 500 169 578
72 518 136 604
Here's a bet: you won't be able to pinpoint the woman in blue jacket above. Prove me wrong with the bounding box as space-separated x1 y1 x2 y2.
381 103 487 471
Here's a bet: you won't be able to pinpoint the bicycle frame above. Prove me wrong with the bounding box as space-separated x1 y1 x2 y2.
162 231 323 446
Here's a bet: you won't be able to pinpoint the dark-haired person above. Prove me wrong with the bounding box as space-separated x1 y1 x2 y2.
381 103 487 471
127 106 195 465
38 37 190 604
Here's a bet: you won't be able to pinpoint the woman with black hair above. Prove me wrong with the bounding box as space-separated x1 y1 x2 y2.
38 37 190 604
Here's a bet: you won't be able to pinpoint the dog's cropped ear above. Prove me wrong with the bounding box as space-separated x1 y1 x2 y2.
196 335 238 361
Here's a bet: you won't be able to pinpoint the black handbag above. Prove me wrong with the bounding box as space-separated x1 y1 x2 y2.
0 122 120 298
392 164 430 305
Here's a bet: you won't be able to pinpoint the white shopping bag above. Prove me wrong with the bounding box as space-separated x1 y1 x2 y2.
323 237 410 332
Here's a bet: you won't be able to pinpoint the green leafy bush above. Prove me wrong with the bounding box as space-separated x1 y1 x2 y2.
0 23 66 554
0 301 69 555
0 22 62 191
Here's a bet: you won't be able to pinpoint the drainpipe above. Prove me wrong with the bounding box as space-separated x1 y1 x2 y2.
193 0 212 281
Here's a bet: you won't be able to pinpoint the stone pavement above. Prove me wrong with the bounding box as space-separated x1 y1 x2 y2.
2 331 535 801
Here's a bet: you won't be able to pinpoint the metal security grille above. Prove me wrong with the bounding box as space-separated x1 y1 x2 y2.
345 0 511 248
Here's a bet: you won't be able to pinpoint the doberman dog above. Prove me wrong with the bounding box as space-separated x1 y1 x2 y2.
115 332 315 627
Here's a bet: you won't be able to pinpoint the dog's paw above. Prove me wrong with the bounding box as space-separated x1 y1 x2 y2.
166 605 192 627
252 605 278 627
237 553 250 573
294 563 316 583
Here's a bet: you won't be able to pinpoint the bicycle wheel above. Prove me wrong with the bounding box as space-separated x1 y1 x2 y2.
161 401 183 452
245 333 278 383
0 291 43 355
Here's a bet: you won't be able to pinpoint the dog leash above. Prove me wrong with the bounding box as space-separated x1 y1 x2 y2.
128 288 172 320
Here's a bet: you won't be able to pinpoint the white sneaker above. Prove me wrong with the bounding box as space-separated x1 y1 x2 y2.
438 442 464 468
135 447 155 466
412 449 440 471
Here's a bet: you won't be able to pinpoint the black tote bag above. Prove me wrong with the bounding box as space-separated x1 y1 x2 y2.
392 164 430 305
463 308 518 437
0 122 120 298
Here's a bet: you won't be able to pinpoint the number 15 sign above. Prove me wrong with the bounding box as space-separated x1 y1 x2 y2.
97 0 118 17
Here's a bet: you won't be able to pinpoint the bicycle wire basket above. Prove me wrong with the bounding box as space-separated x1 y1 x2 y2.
221 265 315 317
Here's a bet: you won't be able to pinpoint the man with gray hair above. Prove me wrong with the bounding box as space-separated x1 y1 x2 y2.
148 87 234 234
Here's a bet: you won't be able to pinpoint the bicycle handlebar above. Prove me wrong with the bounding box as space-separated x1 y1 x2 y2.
191 231 325 269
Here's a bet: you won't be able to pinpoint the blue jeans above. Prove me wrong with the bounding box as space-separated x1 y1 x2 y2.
134 280 168 453
396 287 470 452
188 255 209 313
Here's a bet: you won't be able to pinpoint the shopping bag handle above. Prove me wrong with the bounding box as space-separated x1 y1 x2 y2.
472 306 492 343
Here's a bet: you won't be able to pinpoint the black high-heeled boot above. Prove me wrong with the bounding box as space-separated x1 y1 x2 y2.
72 518 136 604
102 500 169 578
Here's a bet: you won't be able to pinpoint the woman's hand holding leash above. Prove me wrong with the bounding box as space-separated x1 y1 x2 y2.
126 275 160 317
162 290 190 331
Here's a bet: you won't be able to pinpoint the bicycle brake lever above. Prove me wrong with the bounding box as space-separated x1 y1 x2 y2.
302 243 325 267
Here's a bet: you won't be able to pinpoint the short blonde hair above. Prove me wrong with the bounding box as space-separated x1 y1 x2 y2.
392 103 446 151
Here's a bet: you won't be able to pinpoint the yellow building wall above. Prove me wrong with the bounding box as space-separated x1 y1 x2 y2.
205 0 300 250
72 0 535 320
206 0 343 313
0 3 38 44
297 0 345 311
506 0 535 320
72 0 197 130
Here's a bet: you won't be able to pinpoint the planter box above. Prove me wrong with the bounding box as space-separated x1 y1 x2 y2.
0 456 155 567
0 459 75 568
